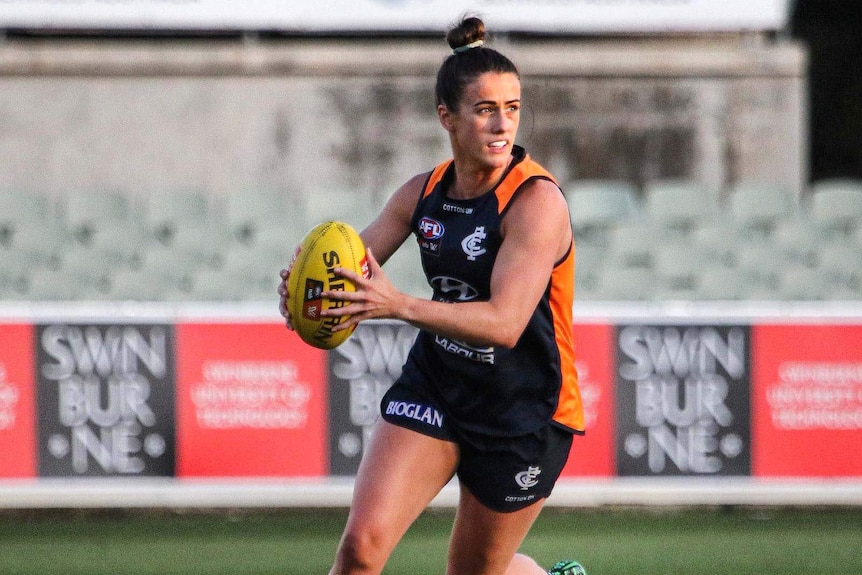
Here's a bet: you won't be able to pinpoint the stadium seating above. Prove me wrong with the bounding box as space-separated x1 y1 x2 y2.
590 267 657 301
207 245 286 300
574 242 604 297
644 179 718 233
816 241 862 292
166 223 231 271
734 241 784 291
4 177 862 302
225 188 293 247
62 190 134 246
83 224 150 269
776 266 829 300
771 219 824 267
55 246 117 295
696 267 749 300
808 178 862 235
188 267 248 301
23 267 106 301
0 190 54 245
144 189 214 245
251 226 304 265
3 223 65 270
0 248 31 300
301 188 379 233
107 268 176 301
728 182 798 237
129 245 197 298
604 222 664 269
565 179 640 244
651 242 712 294
381 239 429 298
690 223 738 268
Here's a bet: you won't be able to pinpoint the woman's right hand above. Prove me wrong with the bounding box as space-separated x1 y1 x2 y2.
277 245 301 330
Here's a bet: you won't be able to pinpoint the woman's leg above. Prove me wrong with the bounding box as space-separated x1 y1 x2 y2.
446 484 549 575
330 419 459 575
507 554 548 575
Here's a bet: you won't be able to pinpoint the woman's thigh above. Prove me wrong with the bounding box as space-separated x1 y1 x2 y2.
341 419 459 554
446 484 546 575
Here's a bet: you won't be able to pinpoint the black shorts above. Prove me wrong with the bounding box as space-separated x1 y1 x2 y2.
380 380 574 513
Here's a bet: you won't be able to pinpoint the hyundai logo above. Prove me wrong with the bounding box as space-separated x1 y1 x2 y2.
430 276 479 301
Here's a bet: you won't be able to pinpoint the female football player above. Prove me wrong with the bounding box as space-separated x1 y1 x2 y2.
279 15 586 575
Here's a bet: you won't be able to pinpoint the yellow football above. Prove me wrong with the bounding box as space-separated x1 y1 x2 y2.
287 221 369 349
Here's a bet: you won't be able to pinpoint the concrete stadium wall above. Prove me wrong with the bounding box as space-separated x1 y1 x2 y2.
0 36 806 206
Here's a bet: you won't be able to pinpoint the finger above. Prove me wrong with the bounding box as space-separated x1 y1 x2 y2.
288 245 301 267
279 307 295 331
365 247 382 277
330 265 366 286
279 303 293 326
277 284 293 329
321 289 365 304
330 311 365 332
280 268 290 279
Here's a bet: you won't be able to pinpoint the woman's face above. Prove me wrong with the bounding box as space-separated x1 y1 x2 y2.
440 71 521 172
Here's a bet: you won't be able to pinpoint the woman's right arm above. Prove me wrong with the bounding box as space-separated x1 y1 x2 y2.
358 172 426 265
278 172 426 329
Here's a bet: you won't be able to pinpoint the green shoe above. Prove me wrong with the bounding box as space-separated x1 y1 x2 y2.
547 560 587 575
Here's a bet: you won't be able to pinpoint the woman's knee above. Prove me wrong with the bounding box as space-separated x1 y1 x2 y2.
334 522 393 573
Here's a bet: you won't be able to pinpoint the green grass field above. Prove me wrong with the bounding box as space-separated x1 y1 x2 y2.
0 507 859 575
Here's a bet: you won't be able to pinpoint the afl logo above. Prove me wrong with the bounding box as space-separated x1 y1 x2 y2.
418 217 445 240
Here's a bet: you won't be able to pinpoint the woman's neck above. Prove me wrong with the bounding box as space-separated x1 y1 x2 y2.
448 155 513 200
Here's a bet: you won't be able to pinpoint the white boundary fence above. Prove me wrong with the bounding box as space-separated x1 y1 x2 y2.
1 477 862 509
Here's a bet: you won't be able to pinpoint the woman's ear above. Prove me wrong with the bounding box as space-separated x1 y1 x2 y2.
437 104 456 133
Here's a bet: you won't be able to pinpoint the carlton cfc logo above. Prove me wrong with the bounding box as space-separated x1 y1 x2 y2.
515 466 541 490
461 226 487 261
418 217 445 240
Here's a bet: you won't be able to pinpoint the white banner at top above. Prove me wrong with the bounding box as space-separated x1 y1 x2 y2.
0 0 793 34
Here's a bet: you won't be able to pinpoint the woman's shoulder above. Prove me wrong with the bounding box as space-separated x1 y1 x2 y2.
395 170 434 200
504 176 570 234
380 170 435 217
515 177 567 210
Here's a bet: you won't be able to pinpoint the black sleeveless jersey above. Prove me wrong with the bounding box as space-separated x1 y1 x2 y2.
397 146 583 437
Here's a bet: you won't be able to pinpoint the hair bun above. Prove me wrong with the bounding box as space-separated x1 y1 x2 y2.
446 16 486 52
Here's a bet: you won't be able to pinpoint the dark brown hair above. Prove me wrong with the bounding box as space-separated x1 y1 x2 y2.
435 16 519 111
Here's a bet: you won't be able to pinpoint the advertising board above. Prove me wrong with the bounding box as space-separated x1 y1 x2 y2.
615 324 752 476
175 322 327 477
752 324 862 477
327 320 419 475
0 323 35 478
0 306 859 497
35 322 175 477
561 323 615 477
